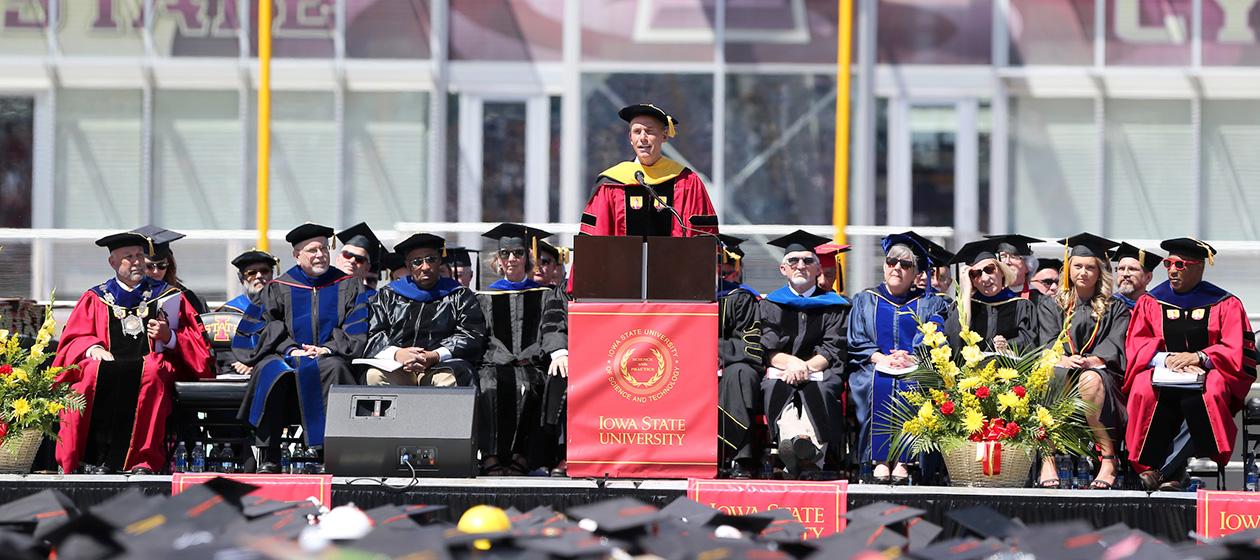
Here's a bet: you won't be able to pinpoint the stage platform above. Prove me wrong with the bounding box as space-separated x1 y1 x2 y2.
0 474 1198 542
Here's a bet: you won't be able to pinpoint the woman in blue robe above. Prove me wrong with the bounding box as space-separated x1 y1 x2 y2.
847 233 950 483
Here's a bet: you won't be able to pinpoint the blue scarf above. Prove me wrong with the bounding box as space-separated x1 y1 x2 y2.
96 276 169 309
285 265 347 288
487 277 541 291
765 285 849 310
1148 280 1231 309
717 279 761 299
974 288 1020 305
875 283 922 307
388 276 461 303
1113 293 1138 310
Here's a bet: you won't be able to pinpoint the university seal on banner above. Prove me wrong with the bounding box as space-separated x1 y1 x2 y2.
606 329 682 403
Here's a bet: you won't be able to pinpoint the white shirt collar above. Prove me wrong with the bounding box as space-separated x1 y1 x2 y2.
789 285 817 298
116 278 140 292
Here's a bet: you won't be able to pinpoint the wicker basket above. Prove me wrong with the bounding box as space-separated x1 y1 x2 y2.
943 442 1033 487
0 430 44 474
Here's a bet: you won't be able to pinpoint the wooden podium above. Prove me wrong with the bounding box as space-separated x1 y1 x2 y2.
566 236 719 479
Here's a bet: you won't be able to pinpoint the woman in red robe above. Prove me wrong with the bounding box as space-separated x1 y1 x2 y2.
1123 238 1257 491
53 231 212 475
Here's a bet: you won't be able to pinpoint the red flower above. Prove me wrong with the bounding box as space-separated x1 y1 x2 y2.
940 401 956 415
0 421 9 442
1013 386 1027 398
0 364 11 376
975 386 990 399
1034 427 1047 441
1004 422 1021 438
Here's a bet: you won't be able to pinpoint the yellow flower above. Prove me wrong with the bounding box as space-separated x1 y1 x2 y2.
46 401 63 415
962 410 985 434
1035 406 1056 428
902 391 926 406
10 369 27 383
996 367 1019 381
11 398 30 418
960 329 983 347
922 331 947 349
997 391 1022 412
957 376 981 391
961 345 984 367
903 417 923 437
929 345 952 364
918 321 939 336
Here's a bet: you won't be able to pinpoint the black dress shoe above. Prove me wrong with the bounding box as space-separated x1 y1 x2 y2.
128 466 153 475
256 462 280 474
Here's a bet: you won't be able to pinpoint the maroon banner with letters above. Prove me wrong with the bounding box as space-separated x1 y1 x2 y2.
172 473 332 504
688 480 848 539
567 302 718 479
1198 490 1260 538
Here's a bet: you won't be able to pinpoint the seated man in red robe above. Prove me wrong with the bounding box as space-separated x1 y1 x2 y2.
53 230 212 474
1124 238 1258 491
579 103 718 238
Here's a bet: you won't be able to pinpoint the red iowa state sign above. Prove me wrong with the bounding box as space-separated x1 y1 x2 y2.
1198 490 1260 538
173 473 332 504
688 480 848 539
567 302 718 479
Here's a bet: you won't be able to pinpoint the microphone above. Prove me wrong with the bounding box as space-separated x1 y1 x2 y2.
633 170 718 240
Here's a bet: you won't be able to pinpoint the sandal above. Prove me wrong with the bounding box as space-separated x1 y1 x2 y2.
1089 455 1118 490
1037 478 1062 489
1158 479 1185 492
1138 469 1163 492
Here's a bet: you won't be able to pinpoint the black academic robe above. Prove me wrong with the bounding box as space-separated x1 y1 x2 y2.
474 281 568 462
232 267 369 447
944 290 1037 353
718 286 763 462
1036 294 1131 438
758 287 850 447
364 277 486 386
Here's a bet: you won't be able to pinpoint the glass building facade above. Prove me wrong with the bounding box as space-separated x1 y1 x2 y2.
1 0 1259 304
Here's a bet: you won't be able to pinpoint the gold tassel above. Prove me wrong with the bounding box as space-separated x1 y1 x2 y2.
558 247 570 265
1059 243 1071 296
1195 239 1215 266
1138 248 1146 268
531 237 538 265
666 116 677 139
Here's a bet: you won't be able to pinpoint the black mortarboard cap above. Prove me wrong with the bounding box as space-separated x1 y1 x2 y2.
658 497 775 534
1109 242 1163 272
984 234 1044 256
483 223 553 253
365 503 446 530
1056 232 1119 259
1161 237 1217 262
239 496 307 519
618 103 678 137
517 532 628 558
568 498 663 534
768 230 832 256
130 225 186 257
945 506 1022 540
907 537 1008 560
0 489 78 541
285 222 334 246
882 231 948 269
0 529 38 560
231 249 280 271
537 240 561 260
348 526 453 559
1037 258 1063 273
844 502 927 527
95 231 156 255
381 251 405 271
923 239 956 269
819 521 908 554
394 232 446 256
443 247 477 267
718 234 747 256
949 239 1003 266
336 222 383 268
906 518 943 550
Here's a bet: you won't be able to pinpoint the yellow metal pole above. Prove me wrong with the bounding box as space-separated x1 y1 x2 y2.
833 0 853 247
256 0 273 251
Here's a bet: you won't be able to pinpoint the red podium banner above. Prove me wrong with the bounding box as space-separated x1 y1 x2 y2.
1198 490 1260 538
172 473 332 504
688 480 847 539
567 302 718 478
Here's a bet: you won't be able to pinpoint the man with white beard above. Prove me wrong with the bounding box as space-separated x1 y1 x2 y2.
216 249 279 376
758 230 850 479
1109 242 1162 309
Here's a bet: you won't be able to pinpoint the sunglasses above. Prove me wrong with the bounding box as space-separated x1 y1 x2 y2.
885 257 916 270
242 268 271 279
1033 278 1058 287
145 262 169 271
341 251 369 265
498 249 527 259
408 255 442 268
785 256 817 266
968 264 998 279
1162 257 1202 271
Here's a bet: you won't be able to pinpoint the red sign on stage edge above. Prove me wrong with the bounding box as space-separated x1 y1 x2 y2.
1197 490 1260 538
688 480 848 539
567 302 719 479
172 473 333 504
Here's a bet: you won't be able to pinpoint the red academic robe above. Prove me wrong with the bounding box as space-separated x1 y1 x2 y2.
1122 285 1255 467
53 288 212 473
578 158 719 238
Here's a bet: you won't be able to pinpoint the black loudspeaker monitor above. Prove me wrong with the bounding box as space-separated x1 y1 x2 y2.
324 386 477 478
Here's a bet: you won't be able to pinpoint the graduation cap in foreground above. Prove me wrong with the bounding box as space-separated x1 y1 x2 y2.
0 489 78 541
769 230 832 256
618 103 679 138
1109 242 1163 272
1055 232 1120 260
364 504 447 530
336 222 384 269
946 505 1023 540
130 225 186 258
568 498 663 535
95 231 156 255
1161 237 1217 265
658 497 775 535
285 222 335 246
984 234 1044 256
231 249 280 271
907 537 1008 560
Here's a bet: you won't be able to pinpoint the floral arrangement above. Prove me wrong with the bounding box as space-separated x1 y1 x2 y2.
0 301 84 448
879 321 1095 466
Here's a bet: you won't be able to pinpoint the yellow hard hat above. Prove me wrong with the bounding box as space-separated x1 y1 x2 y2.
457 505 511 550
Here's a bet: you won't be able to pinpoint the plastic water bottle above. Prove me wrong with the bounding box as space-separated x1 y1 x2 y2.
1074 457 1092 489
304 447 321 474
279 445 291 473
190 442 206 473
291 444 306 474
1246 455 1258 492
761 449 775 480
172 442 188 473
220 445 237 474
1055 454 1071 484
1188 477 1204 492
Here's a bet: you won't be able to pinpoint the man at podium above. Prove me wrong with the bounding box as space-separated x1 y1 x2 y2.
579 104 718 238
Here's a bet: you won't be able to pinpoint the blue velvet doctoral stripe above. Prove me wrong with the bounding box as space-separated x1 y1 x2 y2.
316 282 340 344
974 288 1020 304
1147 280 1231 309
717 279 762 299
1113 293 1137 310
289 284 314 346
291 356 328 446
92 277 169 309
487 278 540 291
342 292 371 336
388 276 461 303
232 302 266 351
222 294 251 313
765 286 849 309
248 358 294 427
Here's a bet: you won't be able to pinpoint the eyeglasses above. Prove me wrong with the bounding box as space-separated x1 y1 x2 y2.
498 249 527 259
885 257 915 270
145 262 169 271
341 251 368 265
408 255 442 268
998 252 1022 263
785 256 816 266
1162 257 1202 270
1033 278 1058 287
538 257 555 266
968 264 998 279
